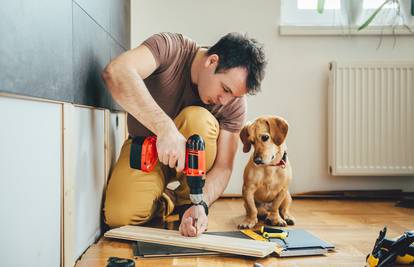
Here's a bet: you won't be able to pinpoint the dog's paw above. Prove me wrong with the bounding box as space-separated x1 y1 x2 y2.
265 215 287 227
284 217 295 225
238 217 258 229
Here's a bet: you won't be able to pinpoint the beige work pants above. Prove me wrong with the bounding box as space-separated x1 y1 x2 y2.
104 106 219 228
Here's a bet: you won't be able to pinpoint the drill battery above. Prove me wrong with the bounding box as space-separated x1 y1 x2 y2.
129 135 158 172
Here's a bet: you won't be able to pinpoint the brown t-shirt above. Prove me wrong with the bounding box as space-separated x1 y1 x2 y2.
127 32 247 137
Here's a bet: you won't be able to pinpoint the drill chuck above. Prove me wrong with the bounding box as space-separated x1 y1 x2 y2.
187 176 205 204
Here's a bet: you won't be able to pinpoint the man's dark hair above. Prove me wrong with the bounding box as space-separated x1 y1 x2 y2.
207 32 266 95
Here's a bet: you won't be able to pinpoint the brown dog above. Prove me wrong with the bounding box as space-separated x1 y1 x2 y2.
238 116 295 229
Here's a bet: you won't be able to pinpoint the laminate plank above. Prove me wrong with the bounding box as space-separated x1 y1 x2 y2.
104 225 276 258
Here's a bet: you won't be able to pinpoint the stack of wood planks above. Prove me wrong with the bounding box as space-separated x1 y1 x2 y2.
104 225 276 258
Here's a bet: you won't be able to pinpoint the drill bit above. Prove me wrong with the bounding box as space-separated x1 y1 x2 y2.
189 190 203 235
194 205 199 235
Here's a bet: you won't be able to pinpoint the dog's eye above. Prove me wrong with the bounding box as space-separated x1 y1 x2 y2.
261 135 269 142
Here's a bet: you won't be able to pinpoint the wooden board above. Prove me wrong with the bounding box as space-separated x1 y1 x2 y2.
104 226 276 258
63 103 76 267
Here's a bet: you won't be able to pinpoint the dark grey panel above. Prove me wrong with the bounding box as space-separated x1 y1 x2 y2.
73 0 110 32
0 0 129 111
109 0 131 50
0 0 73 102
73 3 111 108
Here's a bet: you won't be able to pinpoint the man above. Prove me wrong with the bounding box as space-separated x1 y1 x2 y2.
102 32 266 237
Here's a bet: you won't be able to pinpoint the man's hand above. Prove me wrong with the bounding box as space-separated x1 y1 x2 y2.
179 205 208 237
156 123 187 172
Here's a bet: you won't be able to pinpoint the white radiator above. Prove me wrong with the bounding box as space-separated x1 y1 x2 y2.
328 61 414 176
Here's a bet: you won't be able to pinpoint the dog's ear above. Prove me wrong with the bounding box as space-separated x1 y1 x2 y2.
239 122 252 153
267 116 289 146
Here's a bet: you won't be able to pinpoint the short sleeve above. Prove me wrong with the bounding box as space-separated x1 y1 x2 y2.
142 32 182 73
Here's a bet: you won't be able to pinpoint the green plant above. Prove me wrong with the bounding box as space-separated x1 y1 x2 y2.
358 0 414 30
407 0 414 15
358 0 392 30
358 0 396 30
412 0 414 14
317 0 325 14
316 0 414 30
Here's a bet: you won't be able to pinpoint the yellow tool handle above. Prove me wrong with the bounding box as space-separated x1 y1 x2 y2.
396 254 414 264
366 254 414 266
366 254 379 267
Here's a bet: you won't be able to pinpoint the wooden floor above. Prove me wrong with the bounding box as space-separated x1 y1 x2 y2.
76 198 414 267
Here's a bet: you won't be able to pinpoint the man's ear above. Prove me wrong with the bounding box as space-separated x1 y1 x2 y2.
267 116 289 146
205 54 219 68
239 122 252 153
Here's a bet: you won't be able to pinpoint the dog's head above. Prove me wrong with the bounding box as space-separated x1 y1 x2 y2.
240 116 289 165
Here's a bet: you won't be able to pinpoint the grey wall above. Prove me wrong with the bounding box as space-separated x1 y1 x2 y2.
0 0 130 110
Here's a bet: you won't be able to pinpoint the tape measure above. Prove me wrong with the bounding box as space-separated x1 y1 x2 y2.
260 226 289 239
240 229 269 242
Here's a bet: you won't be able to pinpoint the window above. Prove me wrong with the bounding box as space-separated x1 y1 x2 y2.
298 0 340 9
363 0 393 9
281 0 405 27
281 0 343 26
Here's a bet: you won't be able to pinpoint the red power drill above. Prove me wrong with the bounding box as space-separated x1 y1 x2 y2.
129 134 206 205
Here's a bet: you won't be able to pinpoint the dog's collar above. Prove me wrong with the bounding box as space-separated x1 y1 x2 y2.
269 151 287 168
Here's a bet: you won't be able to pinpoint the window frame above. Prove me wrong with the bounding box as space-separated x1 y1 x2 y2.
279 0 412 36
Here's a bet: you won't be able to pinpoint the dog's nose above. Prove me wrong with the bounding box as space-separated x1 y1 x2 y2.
254 156 264 165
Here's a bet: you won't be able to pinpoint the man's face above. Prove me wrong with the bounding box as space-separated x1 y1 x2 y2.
197 54 248 105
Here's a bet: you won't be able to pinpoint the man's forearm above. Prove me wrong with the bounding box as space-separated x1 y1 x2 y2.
203 167 232 206
102 65 173 135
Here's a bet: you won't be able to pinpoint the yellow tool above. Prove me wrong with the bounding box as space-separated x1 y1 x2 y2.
366 226 414 267
260 226 289 239
240 227 289 241
240 229 269 242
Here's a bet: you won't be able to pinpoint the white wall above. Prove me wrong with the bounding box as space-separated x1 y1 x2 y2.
131 0 414 194
63 106 127 266
0 96 61 267
0 95 127 266
72 106 106 260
